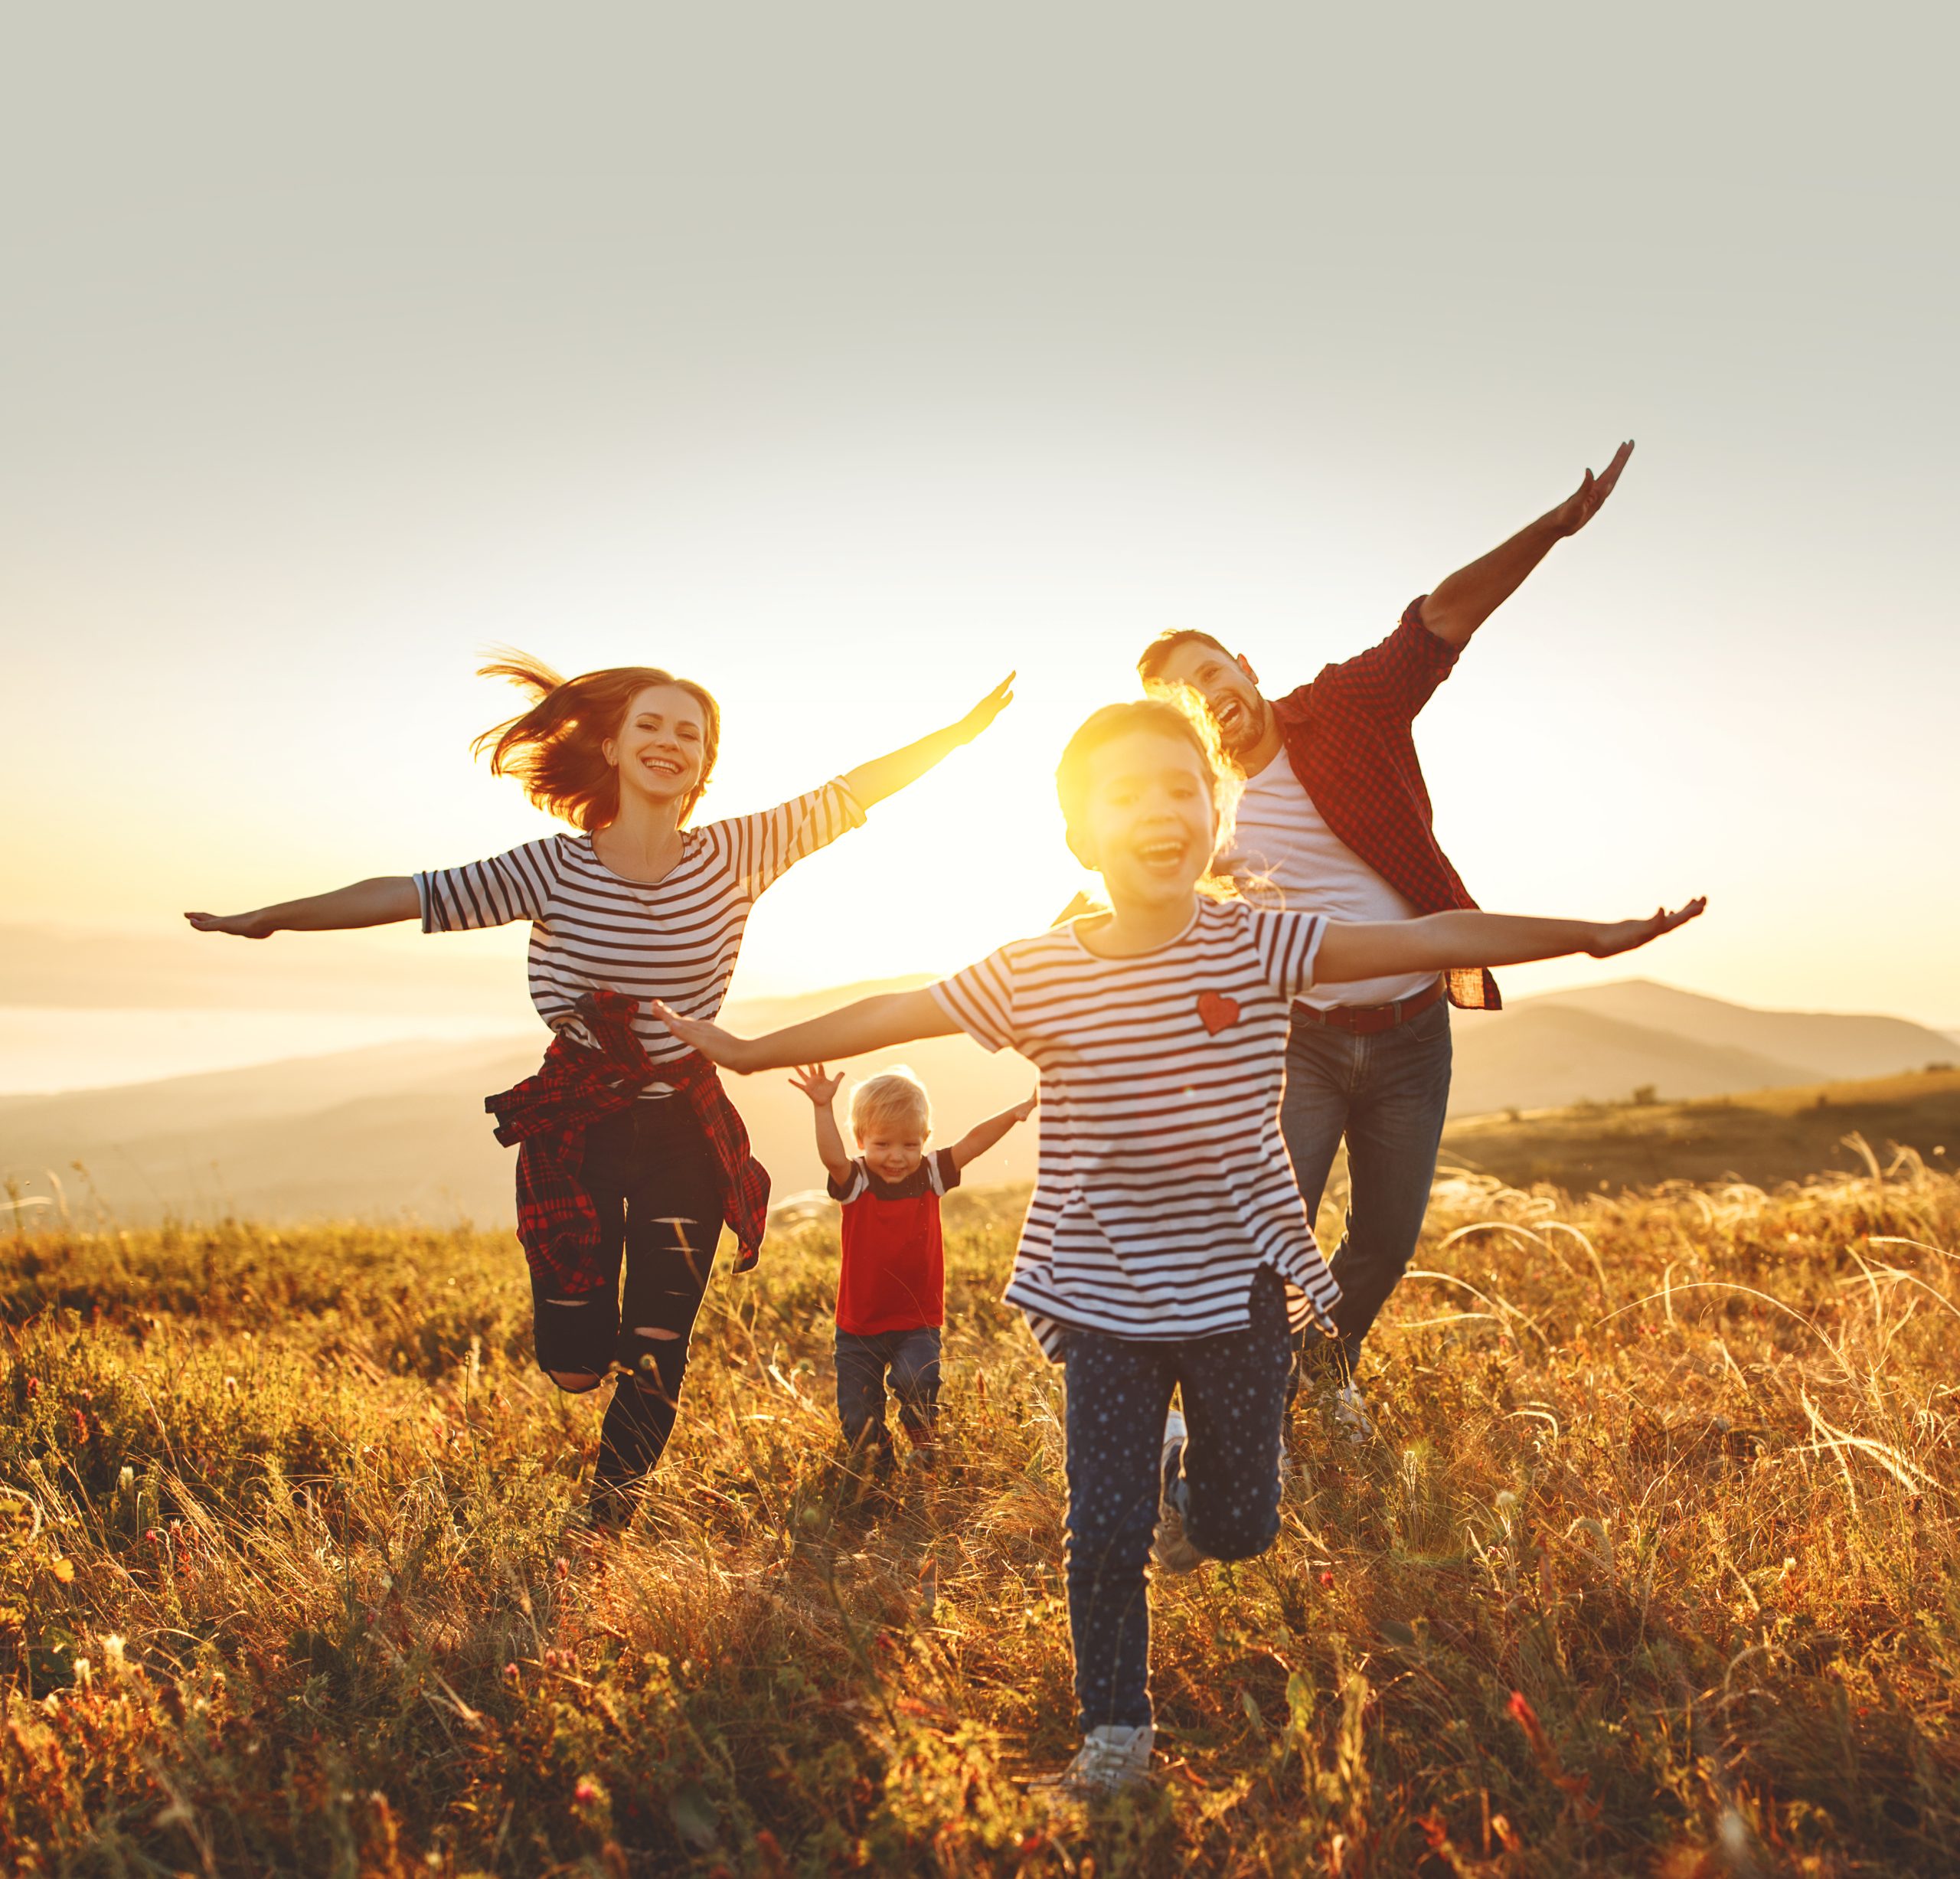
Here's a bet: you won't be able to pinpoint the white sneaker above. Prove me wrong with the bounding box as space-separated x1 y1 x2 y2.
1331 1381 1377 1446
1151 1409 1206 1574
1030 1724 1155 1797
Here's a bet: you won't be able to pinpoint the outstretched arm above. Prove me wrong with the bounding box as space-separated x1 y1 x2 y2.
842 675 1014 808
1314 897 1704 985
1419 442 1634 649
652 987 958 1075
947 1092 1037 1173
788 1066 854 1183
185 877 420 940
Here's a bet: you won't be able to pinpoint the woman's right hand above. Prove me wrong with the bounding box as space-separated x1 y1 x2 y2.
184 909 277 940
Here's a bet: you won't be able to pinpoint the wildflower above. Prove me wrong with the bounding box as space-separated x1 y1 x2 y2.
1319 1571 1335 1589
503 1662 521 1685
573 1776 603 1805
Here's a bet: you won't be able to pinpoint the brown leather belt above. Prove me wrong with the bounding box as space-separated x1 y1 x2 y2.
1292 975 1446 1037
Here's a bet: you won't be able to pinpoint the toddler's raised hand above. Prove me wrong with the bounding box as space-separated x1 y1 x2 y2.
789 1064 844 1106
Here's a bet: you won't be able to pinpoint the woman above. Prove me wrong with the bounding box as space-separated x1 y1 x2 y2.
188 654 1012 1525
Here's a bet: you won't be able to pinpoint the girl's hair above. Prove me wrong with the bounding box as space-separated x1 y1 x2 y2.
1054 690 1244 899
472 652 723 831
850 1067 933 1142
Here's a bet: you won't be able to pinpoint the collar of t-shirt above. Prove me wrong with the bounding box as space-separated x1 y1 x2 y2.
827 1147 960 1203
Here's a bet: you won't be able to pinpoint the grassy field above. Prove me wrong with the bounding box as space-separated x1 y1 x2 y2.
1442 1067 1960 1196
4 1149 1958 1876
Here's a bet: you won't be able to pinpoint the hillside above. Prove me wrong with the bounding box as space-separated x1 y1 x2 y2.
5 977 1956 1226
1442 1065 1960 1193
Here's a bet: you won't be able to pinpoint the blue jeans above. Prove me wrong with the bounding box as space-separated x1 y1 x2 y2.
1279 995 1452 1376
834 1325 941 1450
1061 1268 1291 1732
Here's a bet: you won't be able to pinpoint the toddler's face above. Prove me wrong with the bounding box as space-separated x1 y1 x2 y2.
858 1122 927 1184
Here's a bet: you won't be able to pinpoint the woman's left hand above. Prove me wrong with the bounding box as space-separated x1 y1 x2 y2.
956 673 1016 743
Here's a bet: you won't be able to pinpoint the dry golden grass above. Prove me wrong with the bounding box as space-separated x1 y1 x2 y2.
4 1151 1958 1875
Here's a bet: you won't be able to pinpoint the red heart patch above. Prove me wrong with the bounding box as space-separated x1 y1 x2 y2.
1196 991 1240 1035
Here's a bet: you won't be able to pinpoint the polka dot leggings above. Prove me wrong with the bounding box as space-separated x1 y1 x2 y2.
1060 1266 1291 1733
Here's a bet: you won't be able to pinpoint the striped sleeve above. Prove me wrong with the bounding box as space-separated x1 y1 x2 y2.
1250 908 1328 1000
707 779 868 897
826 1161 870 1203
928 947 1018 1055
415 839 560 933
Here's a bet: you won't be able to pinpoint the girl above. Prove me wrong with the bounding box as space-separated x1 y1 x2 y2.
187 655 1013 1527
645 692 1704 1793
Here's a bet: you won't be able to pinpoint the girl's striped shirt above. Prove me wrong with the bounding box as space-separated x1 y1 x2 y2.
415 781 865 1094
929 896 1341 1357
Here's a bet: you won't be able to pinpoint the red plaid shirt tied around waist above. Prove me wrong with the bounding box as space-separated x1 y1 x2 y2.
485 990 770 1295
1271 598 1500 1011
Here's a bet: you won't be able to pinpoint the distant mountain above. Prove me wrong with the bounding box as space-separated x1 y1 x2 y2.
1515 979 1959 1087
0 990 1037 1227
1444 1005 1812 1117
5 976 1955 1226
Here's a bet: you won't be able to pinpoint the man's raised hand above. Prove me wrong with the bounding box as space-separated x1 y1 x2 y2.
789 1064 845 1106
1586 897 1707 959
1549 441 1635 538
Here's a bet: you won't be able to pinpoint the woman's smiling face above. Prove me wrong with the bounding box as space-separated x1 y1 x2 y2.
605 683 707 811
1066 728 1220 910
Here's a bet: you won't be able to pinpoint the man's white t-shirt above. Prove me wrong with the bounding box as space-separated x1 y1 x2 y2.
1221 753 1439 1011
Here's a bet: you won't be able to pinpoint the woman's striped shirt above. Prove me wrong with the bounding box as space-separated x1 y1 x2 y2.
415 781 865 1094
929 896 1341 1357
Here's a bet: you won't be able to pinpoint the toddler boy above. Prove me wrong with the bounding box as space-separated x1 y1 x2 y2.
790 1063 1034 1455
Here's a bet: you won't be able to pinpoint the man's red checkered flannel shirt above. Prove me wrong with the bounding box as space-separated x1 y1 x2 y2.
1272 598 1499 1011
485 991 770 1295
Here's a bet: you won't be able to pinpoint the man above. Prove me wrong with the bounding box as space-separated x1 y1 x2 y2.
1138 443 1634 1431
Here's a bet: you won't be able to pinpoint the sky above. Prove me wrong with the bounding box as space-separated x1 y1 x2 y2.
2 6 1956 1090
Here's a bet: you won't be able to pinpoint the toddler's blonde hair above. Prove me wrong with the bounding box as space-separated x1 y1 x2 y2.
849 1067 933 1142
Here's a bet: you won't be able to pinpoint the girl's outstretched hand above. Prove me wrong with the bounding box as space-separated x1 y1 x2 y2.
956 672 1016 743
1585 897 1707 959
648 1000 755 1072
789 1064 845 1106
185 909 275 939
1010 1090 1038 1123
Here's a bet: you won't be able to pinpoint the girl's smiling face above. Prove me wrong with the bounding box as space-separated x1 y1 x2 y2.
604 683 708 812
1065 728 1220 912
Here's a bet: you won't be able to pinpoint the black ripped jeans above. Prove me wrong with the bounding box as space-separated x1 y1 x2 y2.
532 1101 725 1523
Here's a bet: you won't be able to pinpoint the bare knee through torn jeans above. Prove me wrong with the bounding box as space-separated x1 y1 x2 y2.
532 1103 725 1499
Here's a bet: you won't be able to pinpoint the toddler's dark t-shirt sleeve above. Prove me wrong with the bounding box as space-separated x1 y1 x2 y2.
827 1161 868 1203
931 1148 962 1193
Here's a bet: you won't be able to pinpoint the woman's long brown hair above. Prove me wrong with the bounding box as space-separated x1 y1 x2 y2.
472 652 723 832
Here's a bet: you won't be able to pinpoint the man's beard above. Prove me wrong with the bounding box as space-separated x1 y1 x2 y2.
1217 694 1266 759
